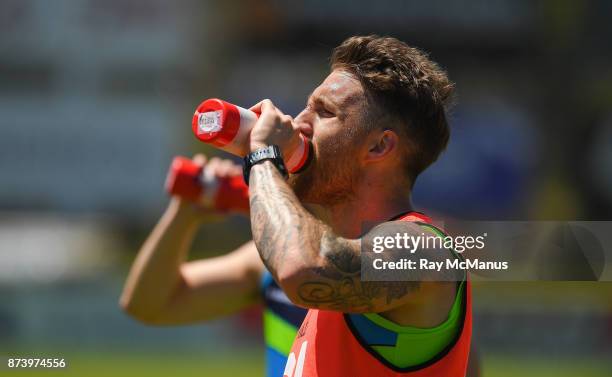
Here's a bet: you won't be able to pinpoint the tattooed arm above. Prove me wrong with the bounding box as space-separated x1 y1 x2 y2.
246 98 458 313
249 160 457 313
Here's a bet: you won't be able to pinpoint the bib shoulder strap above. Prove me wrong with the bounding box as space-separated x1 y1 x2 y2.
395 211 432 224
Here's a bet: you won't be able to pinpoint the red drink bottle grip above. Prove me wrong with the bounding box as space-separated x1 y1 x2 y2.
192 98 310 173
164 156 249 213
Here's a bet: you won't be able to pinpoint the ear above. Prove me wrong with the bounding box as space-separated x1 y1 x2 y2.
364 129 399 163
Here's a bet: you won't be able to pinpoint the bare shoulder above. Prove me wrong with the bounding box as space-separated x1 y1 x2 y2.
364 219 461 326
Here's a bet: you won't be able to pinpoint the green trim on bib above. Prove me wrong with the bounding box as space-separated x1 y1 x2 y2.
350 221 467 368
263 309 298 356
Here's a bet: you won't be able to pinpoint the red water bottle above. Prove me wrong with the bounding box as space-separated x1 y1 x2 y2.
192 99 310 173
164 156 249 214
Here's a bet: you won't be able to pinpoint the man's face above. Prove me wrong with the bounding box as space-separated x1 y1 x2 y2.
290 69 369 205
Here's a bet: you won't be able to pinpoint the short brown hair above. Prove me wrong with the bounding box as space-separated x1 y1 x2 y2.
330 35 454 185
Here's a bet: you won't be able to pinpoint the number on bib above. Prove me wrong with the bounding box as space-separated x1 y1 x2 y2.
283 341 308 377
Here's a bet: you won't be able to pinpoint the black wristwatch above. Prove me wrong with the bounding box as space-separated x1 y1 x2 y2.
243 145 288 185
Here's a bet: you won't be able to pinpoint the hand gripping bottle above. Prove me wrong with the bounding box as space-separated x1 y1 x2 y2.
164 156 249 214
192 99 311 173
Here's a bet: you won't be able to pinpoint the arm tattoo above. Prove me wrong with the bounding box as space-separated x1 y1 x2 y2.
249 161 455 312
249 161 323 278
296 231 421 312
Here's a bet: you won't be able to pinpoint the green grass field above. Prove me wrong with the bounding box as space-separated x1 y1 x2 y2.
2 351 610 377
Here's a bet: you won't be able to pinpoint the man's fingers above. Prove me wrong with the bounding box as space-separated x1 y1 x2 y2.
205 156 220 172
261 99 275 113
249 98 275 114
217 159 236 177
203 157 242 178
192 153 207 167
248 100 265 113
222 159 242 176
281 114 294 127
230 164 242 175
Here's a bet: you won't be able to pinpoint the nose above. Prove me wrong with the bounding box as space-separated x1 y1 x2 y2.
294 109 314 139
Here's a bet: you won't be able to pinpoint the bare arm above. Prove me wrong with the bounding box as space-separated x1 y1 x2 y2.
120 197 264 325
249 161 456 313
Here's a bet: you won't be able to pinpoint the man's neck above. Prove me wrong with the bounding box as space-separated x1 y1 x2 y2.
317 183 413 239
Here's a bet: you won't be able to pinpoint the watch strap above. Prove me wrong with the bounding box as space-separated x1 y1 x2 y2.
243 145 288 185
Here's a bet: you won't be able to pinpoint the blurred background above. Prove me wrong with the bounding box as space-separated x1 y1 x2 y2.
1 0 611 376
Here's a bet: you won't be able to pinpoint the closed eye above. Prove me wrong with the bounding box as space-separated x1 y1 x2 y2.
307 94 336 118
317 107 335 118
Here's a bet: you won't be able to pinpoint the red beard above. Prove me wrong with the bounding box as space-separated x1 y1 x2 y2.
289 137 360 207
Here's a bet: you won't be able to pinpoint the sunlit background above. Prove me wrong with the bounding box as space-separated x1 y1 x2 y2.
1 1 611 376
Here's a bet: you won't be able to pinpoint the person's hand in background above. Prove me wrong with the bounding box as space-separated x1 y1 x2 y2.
121 152 262 325
170 153 246 223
